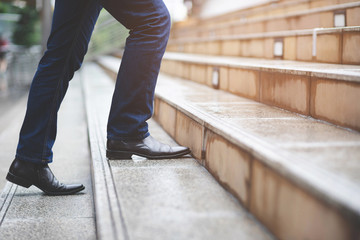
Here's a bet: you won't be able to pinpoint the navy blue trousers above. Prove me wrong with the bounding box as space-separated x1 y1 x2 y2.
16 0 171 164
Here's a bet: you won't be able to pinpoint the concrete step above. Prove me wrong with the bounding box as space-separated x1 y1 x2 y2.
95 56 360 240
157 52 360 132
171 2 360 40
192 0 357 26
80 62 276 240
0 73 96 239
167 26 360 65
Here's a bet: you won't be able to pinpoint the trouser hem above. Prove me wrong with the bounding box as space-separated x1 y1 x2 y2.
15 154 52 165
107 131 150 141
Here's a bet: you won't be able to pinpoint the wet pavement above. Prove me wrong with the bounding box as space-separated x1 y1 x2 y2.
0 73 96 239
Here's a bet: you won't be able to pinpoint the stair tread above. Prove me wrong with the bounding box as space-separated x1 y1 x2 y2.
81 62 275 240
163 52 360 82
98 55 360 218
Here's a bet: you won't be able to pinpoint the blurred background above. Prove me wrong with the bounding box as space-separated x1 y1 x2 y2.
0 0 42 107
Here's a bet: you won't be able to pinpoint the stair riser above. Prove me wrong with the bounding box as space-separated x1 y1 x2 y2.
171 5 360 40
153 97 360 240
246 0 355 21
168 29 360 65
160 59 360 132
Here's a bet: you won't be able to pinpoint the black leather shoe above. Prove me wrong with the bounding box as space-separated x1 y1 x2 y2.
6 159 85 195
106 135 191 160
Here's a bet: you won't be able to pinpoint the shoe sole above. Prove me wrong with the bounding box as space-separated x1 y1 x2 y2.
6 172 85 196
106 149 191 160
40 185 85 196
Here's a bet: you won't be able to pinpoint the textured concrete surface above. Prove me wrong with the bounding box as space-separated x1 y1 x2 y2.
82 62 275 240
0 74 96 239
81 63 127 240
110 120 274 240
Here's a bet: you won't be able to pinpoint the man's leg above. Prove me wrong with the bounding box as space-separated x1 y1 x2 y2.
7 0 102 195
16 0 102 164
101 0 190 159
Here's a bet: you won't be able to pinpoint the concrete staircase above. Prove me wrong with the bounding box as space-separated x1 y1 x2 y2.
96 1 360 239
81 63 275 240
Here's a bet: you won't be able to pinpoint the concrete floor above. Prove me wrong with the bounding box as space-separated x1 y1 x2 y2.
0 73 96 240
